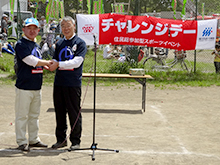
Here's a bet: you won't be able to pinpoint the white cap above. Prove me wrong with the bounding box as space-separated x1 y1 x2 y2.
2 14 8 18
23 17 39 27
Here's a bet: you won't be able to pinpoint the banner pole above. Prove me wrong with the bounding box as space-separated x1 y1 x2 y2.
194 0 197 73
76 0 79 14
91 0 93 14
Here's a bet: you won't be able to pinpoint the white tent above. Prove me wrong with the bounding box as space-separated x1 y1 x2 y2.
0 0 10 17
0 0 28 17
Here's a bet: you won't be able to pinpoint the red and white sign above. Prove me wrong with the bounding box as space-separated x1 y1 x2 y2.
76 13 217 50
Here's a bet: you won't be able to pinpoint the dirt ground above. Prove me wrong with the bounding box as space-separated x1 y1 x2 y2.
0 83 220 165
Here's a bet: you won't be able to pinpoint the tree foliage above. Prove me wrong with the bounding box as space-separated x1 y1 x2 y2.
67 0 194 15
31 0 220 17
195 0 220 15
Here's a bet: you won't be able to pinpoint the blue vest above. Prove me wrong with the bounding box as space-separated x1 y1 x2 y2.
53 35 87 87
15 38 43 90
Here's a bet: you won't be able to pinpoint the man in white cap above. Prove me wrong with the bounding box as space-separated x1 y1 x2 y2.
1 14 8 35
14 17 52 151
39 16 46 34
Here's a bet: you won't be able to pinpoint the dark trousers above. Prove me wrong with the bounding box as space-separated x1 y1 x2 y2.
53 86 82 145
214 62 220 73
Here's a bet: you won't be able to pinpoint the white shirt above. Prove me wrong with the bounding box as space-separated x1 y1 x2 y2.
103 45 111 59
39 19 46 28
22 36 39 67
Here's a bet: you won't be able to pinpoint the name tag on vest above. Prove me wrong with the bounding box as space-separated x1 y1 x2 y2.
32 69 43 74
58 68 74 71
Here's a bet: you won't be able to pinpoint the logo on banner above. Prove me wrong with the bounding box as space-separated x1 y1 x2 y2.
199 27 215 41
82 24 94 33
202 27 213 37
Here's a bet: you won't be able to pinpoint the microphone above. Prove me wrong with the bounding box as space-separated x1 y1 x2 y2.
93 34 97 40
93 34 97 45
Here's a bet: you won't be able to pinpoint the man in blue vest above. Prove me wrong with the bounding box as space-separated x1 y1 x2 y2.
49 16 87 150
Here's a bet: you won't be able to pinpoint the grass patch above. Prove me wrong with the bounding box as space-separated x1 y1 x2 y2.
147 70 220 87
0 53 15 73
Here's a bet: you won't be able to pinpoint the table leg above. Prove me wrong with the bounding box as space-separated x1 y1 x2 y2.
142 78 146 112
134 78 146 112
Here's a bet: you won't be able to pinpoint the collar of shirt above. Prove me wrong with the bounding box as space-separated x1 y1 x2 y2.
23 35 37 42
64 33 76 40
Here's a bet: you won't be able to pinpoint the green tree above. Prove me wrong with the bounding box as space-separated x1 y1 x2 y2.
103 0 184 15
195 0 220 15
31 0 220 16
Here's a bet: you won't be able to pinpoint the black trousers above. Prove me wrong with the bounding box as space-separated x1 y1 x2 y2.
214 62 220 73
53 86 82 145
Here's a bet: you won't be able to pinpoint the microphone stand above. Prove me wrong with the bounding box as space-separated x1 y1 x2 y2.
69 35 119 161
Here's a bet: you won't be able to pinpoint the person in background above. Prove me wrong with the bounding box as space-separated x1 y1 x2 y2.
103 43 114 59
55 18 62 35
46 24 56 57
212 43 220 73
52 36 61 50
1 14 8 36
0 34 3 57
39 16 46 35
13 16 18 27
14 17 52 151
0 34 15 56
49 16 87 150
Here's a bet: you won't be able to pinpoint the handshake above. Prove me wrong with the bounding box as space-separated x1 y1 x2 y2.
43 60 59 71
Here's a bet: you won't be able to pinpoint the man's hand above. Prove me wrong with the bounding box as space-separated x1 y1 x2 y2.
48 60 59 71
43 60 53 70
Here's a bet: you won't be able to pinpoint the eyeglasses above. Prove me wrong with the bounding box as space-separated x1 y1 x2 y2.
61 24 73 29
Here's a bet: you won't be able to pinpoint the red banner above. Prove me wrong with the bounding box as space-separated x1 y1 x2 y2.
99 14 197 50
77 14 217 50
